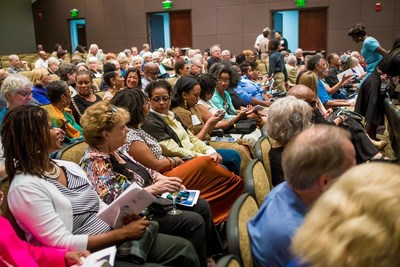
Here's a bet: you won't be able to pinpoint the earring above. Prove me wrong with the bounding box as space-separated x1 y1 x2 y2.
184 98 187 109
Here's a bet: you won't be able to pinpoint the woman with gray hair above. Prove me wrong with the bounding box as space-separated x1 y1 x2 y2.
0 74 38 131
266 95 312 186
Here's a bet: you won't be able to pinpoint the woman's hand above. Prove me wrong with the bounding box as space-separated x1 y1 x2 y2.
122 213 142 226
65 250 91 266
149 176 182 195
244 105 255 115
323 108 333 120
123 217 150 240
209 152 223 163
207 115 221 127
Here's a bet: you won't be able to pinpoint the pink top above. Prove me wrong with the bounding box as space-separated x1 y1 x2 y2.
0 216 67 267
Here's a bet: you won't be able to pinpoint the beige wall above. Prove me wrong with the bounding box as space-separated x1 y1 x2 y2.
0 0 36 54
30 0 399 55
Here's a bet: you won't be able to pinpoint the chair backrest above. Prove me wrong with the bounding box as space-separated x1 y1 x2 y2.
227 193 259 267
254 136 272 187
384 98 400 159
216 254 241 267
54 140 88 164
95 91 106 99
93 77 102 88
19 70 32 81
244 158 271 207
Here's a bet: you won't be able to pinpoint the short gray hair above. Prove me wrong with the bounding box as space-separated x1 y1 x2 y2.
286 54 297 64
266 96 312 146
1 74 32 96
282 125 351 190
48 56 60 66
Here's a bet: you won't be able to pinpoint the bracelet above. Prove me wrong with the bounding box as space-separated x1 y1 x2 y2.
170 157 177 168
167 157 173 169
228 118 234 126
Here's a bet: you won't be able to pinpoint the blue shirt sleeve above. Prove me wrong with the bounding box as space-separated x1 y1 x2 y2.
233 85 252 105
317 79 332 105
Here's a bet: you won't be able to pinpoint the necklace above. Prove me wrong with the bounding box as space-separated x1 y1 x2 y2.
43 161 61 180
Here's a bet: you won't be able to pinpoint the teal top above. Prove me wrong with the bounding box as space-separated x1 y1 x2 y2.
210 90 237 119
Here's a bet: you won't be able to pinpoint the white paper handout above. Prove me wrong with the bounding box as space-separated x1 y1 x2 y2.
97 182 156 228
336 68 354 82
72 246 116 267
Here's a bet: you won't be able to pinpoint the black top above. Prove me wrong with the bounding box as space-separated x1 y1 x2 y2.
70 94 103 123
268 50 288 81
269 146 285 187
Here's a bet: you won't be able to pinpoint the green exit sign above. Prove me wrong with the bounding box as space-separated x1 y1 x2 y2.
163 1 172 10
296 0 306 7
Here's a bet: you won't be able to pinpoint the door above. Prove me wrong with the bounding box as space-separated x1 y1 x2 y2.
69 19 86 52
299 8 327 52
149 13 167 50
170 11 192 48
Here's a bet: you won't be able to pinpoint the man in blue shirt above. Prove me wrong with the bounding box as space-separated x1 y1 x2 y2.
307 55 353 108
248 125 356 267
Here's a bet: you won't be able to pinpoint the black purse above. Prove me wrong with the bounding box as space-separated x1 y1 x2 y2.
116 221 159 264
227 118 257 134
147 197 173 216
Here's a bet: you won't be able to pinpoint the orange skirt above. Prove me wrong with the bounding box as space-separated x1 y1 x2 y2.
164 156 244 224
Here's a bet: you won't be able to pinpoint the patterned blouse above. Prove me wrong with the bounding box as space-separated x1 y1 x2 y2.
121 127 166 160
80 146 159 205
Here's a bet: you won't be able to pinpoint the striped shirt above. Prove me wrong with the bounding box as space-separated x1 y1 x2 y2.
47 168 111 235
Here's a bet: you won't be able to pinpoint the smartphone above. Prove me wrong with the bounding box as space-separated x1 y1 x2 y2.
210 137 237 143
181 156 193 161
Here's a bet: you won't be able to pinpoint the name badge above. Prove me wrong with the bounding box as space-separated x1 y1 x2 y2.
191 114 201 125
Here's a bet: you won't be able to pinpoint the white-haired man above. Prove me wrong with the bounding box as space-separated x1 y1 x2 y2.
7 55 22 74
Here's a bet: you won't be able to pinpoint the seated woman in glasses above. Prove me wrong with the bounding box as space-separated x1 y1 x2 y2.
5 105 200 267
113 89 244 224
0 74 37 131
80 101 222 267
142 79 242 176
42 80 83 145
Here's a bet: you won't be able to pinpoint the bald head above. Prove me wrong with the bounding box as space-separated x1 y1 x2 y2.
144 62 159 81
288 84 315 104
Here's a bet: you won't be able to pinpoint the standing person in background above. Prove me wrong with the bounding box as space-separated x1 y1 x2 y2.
268 39 288 91
259 27 271 62
348 23 387 84
275 31 289 52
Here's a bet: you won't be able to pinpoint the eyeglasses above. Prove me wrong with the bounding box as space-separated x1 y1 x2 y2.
16 90 32 97
151 96 170 103
218 78 230 84
149 71 159 75
308 100 317 108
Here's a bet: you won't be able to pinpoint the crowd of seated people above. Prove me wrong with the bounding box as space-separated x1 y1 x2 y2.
0 25 399 266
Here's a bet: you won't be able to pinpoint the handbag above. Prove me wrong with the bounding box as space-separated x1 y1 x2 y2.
332 108 364 125
116 221 159 264
147 197 173 216
227 118 257 134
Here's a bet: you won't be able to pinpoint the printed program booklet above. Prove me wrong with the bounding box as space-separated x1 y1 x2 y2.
161 190 200 207
72 246 116 267
97 182 156 228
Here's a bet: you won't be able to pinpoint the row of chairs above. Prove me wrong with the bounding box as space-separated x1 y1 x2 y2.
49 121 275 267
